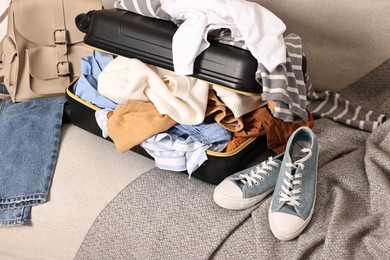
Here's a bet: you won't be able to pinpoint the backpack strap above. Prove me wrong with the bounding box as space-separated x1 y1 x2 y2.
0 38 3 58
0 92 10 100
0 37 3 72
0 4 8 26
52 0 71 87
0 75 10 100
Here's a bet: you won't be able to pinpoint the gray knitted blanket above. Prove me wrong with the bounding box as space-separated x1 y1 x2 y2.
76 60 390 259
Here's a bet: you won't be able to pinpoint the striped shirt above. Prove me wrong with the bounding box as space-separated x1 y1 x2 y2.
211 31 386 132
114 0 170 20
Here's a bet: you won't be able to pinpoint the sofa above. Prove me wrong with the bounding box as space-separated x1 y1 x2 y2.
0 0 389 259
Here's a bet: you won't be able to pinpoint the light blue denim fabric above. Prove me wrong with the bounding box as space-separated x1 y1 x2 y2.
0 84 66 226
73 50 118 110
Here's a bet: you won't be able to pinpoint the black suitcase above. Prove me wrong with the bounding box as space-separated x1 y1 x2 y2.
75 8 263 94
66 8 277 185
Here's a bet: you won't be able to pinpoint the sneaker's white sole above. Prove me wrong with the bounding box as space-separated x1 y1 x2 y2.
213 187 274 210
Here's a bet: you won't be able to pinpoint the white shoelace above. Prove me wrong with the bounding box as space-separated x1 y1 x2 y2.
238 157 280 187
277 148 312 207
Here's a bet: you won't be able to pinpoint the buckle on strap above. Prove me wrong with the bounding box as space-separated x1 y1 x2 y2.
57 61 70 77
54 29 69 45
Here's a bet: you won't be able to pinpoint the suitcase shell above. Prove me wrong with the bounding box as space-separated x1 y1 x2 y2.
75 8 262 94
68 8 276 184
65 80 268 185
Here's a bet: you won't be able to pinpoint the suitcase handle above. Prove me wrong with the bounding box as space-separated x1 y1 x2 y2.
75 12 93 33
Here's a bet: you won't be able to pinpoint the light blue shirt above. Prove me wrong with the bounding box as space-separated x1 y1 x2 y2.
73 50 118 110
141 119 231 175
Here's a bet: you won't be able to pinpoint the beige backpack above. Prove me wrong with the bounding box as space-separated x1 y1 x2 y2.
1 0 102 102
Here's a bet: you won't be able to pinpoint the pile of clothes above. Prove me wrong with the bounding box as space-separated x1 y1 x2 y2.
73 49 313 175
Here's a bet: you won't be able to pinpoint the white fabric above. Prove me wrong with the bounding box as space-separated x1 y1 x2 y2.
161 0 286 75
141 132 210 175
97 56 210 125
211 85 266 118
95 109 113 138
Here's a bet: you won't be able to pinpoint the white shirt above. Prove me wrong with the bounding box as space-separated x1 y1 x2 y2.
115 0 286 75
161 0 286 74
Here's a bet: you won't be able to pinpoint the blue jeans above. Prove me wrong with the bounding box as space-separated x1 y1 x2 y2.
0 84 66 226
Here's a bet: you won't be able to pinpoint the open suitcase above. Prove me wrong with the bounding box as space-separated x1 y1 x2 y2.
66 8 275 185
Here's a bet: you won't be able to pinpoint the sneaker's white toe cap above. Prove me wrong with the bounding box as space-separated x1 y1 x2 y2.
213 180 244 210
269 212 306 241
216 180 243 199
218 179 242 199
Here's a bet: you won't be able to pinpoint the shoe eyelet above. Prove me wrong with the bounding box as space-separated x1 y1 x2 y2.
249 185 252 188
298 203 303 207
299 196 302 200
279 192 282 195
277 198 280 202
254 182 258 185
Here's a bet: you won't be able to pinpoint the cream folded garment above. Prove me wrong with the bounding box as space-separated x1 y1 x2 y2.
98 56 210 126
98 56 266 126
